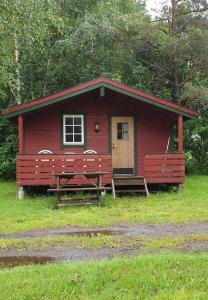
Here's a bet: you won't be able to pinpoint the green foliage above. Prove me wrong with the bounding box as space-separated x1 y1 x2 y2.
182 82 208 174
0 117 17 179
0 135 17 179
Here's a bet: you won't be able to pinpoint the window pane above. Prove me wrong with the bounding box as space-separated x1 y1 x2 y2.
117 122 129 140
65 134 73 142
123 123 128 131
74 134 82 142
74 117 81 125
65 117 73 125
117 131 122 139
117 123 122 132
123 132 128 140
64 115 84 144
65 126 73 134
74 126 82 133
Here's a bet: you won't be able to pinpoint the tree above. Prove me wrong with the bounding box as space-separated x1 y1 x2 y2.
0 0 63 105
132 0 208 103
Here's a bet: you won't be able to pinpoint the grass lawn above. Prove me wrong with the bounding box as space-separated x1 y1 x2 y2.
0 254 208 300
1 176 208 299
0 176 208 233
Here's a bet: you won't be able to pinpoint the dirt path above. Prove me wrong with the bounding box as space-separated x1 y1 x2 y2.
1 222 208 239
1 222 208 267
0 245 136 264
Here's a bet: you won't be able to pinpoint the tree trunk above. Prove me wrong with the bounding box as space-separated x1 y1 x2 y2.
43 53 51 96
14 33 21 105
172 57 180 102
171 0 180 103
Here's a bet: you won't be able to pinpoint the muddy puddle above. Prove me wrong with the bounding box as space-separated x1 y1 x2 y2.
0 256 55 268
61 230 119 237
0 229 120 239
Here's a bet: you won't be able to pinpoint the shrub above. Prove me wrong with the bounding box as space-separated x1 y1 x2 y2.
0 134 17 179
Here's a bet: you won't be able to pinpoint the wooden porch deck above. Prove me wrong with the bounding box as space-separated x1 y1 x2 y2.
16 153 185 186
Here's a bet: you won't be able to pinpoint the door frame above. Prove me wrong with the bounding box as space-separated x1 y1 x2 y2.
108 113 138 176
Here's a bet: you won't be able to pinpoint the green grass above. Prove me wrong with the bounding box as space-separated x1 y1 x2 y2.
0 255 208 299
1 177 208 299
139 233 208 253
0 234 122 250
1 176 208 233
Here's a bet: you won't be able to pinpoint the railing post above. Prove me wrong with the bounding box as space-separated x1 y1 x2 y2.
178 115 183 153
18 114 24 154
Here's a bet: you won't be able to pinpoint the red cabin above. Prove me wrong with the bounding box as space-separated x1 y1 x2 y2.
2 77 199 198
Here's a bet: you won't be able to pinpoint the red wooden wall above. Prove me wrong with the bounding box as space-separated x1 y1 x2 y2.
23 89 177 176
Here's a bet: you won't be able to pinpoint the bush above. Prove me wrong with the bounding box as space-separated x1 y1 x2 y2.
0 134 17 179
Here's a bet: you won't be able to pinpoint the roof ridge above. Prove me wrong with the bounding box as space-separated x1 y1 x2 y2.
2 77 199 119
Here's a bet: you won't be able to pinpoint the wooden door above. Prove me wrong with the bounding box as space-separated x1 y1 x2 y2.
111 116 134 175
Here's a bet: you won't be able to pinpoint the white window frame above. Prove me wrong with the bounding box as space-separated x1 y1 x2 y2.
63 114 84 146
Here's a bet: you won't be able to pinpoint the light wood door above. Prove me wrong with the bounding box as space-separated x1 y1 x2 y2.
111 116 134 174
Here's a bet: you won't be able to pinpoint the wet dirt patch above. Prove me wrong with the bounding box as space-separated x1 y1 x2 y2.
0 228 121 239
0 243 141 265
0 256 55 268
178 240 208 253
2 222 208 240
61 230 120 237
1 223 208 264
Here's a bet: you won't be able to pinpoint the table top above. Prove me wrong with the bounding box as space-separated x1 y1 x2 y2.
54 172 109 177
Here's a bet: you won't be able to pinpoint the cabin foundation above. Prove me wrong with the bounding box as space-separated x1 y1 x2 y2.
18 186 24 200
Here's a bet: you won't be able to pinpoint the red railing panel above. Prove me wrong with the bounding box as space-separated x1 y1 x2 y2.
144 153 185 184
16 154 112 186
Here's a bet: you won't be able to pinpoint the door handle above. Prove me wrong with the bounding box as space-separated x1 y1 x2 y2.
112 144 116 149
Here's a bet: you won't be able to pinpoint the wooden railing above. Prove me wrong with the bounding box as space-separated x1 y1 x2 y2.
144 153 185 184
16 153 185 186
16 154 112 186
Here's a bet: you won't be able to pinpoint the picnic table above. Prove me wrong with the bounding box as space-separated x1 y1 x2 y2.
48 172 111 208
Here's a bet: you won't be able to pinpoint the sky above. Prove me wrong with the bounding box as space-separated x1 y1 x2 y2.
145 0 171 17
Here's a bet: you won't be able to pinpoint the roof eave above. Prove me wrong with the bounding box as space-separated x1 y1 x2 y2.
2 80 199 119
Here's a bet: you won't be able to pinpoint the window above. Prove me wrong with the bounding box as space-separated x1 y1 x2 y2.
117 122 128 140
63 114 84 145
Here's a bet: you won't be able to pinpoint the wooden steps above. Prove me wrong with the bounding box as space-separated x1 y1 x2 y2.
112 176 149 197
